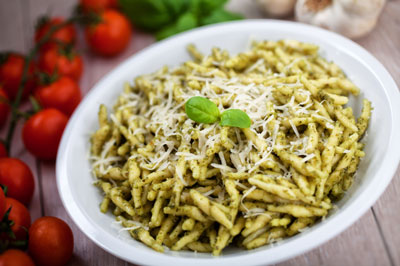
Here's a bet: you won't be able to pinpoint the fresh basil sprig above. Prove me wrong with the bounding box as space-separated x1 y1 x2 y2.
119 0 243 40
185 96 251 128
220 109 251 128
185 96 220 124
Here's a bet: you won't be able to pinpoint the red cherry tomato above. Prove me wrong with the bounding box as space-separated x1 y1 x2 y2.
108 0 118 8
80 0 117 12
35 17 76 52
0 158 35 205
0 187 5 218
0 53 36 100
3 198 31 241
0 249 35 266
0 142 7 158
22 109 68 160
29 217 74 266
0 88 9 128
38 46 83 81
85 9 132 57
35 76 81 116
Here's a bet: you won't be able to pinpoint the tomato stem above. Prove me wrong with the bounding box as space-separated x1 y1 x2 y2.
4 15 88 154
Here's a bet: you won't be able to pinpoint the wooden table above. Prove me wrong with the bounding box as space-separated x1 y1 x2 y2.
0 0 399 265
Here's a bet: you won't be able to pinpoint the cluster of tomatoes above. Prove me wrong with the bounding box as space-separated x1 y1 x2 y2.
0 183 73 266
0 0 133 265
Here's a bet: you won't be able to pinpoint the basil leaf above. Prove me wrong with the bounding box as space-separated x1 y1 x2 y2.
185 96 220 124
120 0 189 31
156 13 198 40
156 12 198 40
120 0 243 39
200 8 243 26
199 0 228 14
220 109 251 128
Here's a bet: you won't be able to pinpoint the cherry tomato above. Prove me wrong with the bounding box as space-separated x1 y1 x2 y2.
0 249 35 266
3 198 31 241
108 0 118 8
0 142 6 158
80 0 117 12
0 187 5 218
22 109 68 160
35 17 76 52
0 53 36 100
0 88 9 128
85 9 132 57
29 217 73 266
0 158 34 205
38 46 83 81
35 76 81 116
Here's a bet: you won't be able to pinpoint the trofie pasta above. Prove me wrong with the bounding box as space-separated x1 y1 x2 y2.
90 40 371 255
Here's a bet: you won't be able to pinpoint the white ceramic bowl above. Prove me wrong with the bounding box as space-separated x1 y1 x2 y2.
56 20 400 266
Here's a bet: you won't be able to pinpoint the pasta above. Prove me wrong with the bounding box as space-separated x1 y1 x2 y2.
90 40 371 255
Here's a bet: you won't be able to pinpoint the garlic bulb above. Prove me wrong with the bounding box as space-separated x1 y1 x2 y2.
255 0 297 18
295 0 386 39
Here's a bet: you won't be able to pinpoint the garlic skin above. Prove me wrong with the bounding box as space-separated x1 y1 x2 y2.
255 0 297 18
295 0 386 39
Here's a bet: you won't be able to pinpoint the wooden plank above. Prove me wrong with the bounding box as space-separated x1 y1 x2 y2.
0 0 26 53
357 1 400 85
278 210 392 266
0 0 43 221
357 1 400 265
372 171 400 266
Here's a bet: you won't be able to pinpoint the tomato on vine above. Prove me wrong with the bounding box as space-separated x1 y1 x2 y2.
0 53 36 100
0 88 9 128
0 158 34 205
0 187 5 218
2 198 31 241
80 0 118 12
29 216 74 266
38 45 83 81
22 108 68 160
35 17 77 52
85 9 132 57
0 249 35 266
35 75 82 116
0 143 6 158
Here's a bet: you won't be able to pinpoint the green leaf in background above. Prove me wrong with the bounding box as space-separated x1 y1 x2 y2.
198 0 228 16
220 109 251 128
155 12 198 40
200 8 243 25
185 96 220 124
119 0 244 40
119 0 190 31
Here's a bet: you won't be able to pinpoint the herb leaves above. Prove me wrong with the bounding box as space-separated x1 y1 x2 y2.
185 96 251 128
119 0 243 40
185 96 220 124
220 109 251 128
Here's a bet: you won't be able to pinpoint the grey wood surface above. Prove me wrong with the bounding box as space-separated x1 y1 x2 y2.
0 0 399 265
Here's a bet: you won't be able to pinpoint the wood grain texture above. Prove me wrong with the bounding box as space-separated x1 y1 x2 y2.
0 0 399 265
0 0 43 222
277 210 392 266
357 2 400 265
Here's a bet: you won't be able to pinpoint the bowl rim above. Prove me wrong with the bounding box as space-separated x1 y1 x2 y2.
56 19 400 266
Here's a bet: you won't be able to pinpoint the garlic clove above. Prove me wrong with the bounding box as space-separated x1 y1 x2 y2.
255 0 297 18
295 0 386 39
